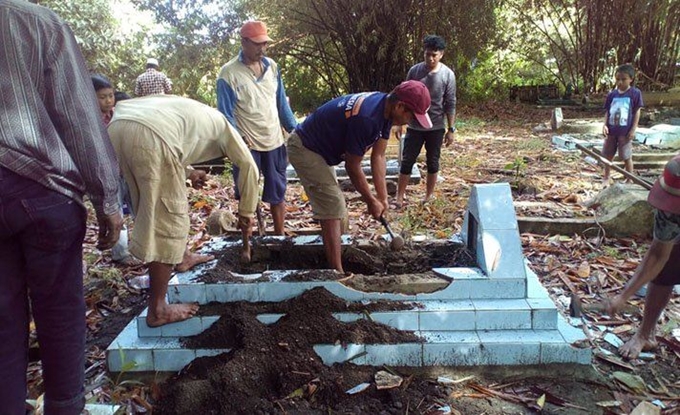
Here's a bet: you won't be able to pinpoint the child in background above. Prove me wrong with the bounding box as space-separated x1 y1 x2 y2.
602 64 644 186
92 74 116 125
91 75 142 267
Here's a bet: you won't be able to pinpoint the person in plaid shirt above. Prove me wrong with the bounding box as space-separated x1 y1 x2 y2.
134 57 172 96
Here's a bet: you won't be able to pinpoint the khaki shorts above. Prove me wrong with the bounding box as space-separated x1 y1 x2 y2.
108 120 188 265
603 135 632 161
288 132 348 221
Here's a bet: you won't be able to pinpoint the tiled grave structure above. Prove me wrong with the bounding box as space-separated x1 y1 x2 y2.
107 183 591 372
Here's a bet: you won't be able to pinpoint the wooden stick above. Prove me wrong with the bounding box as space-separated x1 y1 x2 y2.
575 143 654 190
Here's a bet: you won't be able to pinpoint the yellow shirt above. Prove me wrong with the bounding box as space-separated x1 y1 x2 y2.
112 95 258 217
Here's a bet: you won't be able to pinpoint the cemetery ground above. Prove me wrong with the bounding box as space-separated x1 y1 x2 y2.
26 101 680 414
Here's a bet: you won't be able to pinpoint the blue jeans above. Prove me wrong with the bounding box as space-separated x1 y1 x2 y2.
0 166 86 415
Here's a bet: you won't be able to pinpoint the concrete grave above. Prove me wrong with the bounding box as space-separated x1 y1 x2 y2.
107 183 591 372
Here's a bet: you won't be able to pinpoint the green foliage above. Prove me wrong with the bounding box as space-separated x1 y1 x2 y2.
131 0 245 101
37 0 149 94
504 156 527 185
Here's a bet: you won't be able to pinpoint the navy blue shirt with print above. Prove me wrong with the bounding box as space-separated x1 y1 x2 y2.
295 92 392 166
604 87 644 137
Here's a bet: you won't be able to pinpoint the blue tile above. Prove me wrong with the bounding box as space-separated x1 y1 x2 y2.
479 342 541 365
168 283 206 304
541 343 591 365
107 348 154 372
476 310 531 330
195 349 231 359
473 299 529 310
417 279 474 300
478 329 562 344
421 331 481 366
467 183 518 230
470 279 525 299
370 312 419 331
153 348 195 371
256 314 284 324
432 267 486 280
477 230 526 279
420 310 475 331
161 317 203 337
313 344 366 365
316 282 366 301
202 316 220 331
258 282 312 301
557 317 588 344
364 344 422 366
205 283 259 302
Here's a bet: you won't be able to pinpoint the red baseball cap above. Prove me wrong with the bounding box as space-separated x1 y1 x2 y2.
240 21 272 43
393 80 432 129
648 154 680 214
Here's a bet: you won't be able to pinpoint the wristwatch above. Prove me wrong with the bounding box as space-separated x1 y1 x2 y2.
448 126 456 133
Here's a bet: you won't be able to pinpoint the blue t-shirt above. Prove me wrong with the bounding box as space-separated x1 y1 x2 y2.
604 86 643 137
295 92 392 166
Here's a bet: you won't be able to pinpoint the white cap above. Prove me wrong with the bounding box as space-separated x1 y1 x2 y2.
146 58 159 66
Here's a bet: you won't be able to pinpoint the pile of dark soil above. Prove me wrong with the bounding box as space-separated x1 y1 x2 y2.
156 287 439 414
199 239 476 283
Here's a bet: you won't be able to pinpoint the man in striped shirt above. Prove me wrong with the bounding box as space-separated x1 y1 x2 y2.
0 1 123 413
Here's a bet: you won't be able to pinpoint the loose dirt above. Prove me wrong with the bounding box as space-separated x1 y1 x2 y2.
199 239 477 284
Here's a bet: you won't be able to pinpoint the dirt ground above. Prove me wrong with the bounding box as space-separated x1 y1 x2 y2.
25 101 680 414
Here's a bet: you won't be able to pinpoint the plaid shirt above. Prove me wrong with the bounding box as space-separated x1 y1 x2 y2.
134 68 173 96
0 0 120 216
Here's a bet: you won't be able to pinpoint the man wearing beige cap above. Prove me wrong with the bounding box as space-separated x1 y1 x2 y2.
601 154 680 359
217 21 297 235
288 80 432 274
134 57 173 96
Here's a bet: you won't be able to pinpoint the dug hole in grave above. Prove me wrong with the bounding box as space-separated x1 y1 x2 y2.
107 183 592 414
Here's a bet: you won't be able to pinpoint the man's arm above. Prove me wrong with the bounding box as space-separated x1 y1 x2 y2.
275 71 297 133
608 239 674 313
163 74 173 94
370 138 388 209
134 77 142 97
627 107 641 141
443 70 457 146
45 20 122 247
216 78 241 133
345 152 384 219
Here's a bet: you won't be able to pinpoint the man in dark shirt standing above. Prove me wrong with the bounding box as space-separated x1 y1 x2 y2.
0 1 123 413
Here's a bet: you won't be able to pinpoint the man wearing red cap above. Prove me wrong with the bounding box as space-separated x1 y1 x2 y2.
288 80 432 273
217 21 297 235
602 154 680 359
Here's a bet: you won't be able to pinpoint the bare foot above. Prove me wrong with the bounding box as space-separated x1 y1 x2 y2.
619 333 657 359
146 303 199 327
175 252 215 272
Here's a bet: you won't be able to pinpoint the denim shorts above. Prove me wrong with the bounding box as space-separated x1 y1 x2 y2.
234 144 288 205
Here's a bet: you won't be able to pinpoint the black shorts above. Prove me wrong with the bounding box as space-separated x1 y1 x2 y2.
653 244 680 286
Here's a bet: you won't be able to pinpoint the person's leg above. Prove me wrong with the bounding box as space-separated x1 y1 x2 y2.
396 129 425 207
9 170 89 414
146 261 199 327
111 122 201 326
619 282 673 359
619 138 634 177
0 169 32 415
601 136 616 184
423 130 445 202
260 145 288 236
288 132 347 272
175 248 215 273
320 219 344 273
